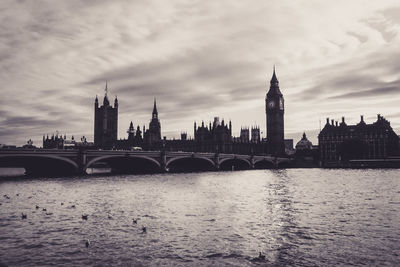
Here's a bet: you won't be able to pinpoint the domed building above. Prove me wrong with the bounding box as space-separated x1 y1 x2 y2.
295 132 313 151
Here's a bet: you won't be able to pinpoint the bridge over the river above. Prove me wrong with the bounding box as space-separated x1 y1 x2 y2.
0 149 292 176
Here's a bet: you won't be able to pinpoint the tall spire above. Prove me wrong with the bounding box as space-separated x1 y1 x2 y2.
127 121 134 135
270 65 278 85
267 66 282 96
103 81 110 106
153 98 158 115
114 94 118 108
152 98 158 119
105 80 108 96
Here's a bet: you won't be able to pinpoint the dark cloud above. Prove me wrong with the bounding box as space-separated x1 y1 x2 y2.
2 115 63 128
290 48 400 102
328 85 400 99
85 46 265 123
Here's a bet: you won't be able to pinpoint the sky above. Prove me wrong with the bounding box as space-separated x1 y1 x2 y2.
1 0 400 146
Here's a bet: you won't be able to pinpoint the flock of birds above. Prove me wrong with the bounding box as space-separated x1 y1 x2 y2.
3 193 266 261
3 193 148 249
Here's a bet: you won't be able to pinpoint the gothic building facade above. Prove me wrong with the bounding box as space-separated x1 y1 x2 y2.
90 69 287 155
94 83 118 149
239 126 261 143
319 115 400 165
143 99 162 146
240 127 250 142
43 134 93 149
251 127 261 143
113 99 162 151
266 67 285 156
193 117 232 153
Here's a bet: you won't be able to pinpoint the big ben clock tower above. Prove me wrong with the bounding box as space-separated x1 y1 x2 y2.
266 67 285 156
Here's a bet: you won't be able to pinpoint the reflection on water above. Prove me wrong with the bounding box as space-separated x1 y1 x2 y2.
0 169 399 266
0 167 25 176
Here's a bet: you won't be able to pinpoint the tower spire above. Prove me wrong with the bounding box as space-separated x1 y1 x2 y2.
268 66 281 96
271 65 278 84
151 98 158 120
103 81 110 106
153 98 158 114
105 80 108 96
95 94 98 107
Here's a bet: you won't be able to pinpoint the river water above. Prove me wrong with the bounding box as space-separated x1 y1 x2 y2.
0 169 399 266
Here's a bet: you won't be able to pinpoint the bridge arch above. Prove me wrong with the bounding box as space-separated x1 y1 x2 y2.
277 160 292 169
254 159 276 169
0 154 79 176
166 156 215 172
219 157 252 171
85 155 161 174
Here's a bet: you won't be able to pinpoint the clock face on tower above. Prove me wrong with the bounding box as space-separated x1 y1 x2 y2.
267 100 275 109
279 98 284 110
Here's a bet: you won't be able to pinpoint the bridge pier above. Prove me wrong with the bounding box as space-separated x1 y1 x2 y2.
214 153 220 171
250 155 255 169
77 149 88 175
160 151 168 172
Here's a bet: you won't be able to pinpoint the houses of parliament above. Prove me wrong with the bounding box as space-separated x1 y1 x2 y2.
41 67 400 165
89 69 288 156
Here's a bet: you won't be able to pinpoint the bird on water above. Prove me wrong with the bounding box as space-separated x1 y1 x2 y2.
142 226 147 233
85 239 90 248
132 218 137 224
21 213 27 219
82 215 88 220
258 252 265 260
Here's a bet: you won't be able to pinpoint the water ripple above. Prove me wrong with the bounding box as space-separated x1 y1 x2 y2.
0 169 399 266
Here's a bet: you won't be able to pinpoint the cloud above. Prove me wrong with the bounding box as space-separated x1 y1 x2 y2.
328 85 400 100
0 0 400 146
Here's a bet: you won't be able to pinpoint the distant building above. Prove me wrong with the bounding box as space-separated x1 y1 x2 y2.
318 115 400 165
43 134 94 149
251 127 261 143
284 139 294 155
143 99 162 147
240 127 249 143
43 134 65 149
296 132 313 150
181 132 187 140
22 139 36 149
194 117 232 153
115 99 161 151
94 82 118 149
294 133 318 167
240 126 260 143
0 144 17 149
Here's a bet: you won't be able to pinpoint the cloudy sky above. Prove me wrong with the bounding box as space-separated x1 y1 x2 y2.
1 0 400 146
